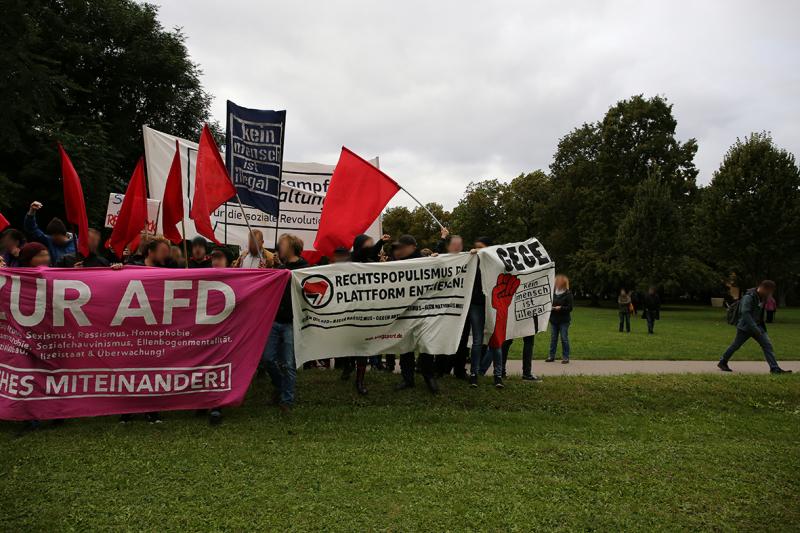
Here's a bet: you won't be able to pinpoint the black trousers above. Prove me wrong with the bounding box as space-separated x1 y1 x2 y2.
435 320 470 377
400 352 434 384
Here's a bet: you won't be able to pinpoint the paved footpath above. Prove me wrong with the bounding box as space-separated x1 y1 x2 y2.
501 359 800 376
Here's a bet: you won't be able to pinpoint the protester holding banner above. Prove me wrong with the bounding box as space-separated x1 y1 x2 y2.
24 201 77 265
210 248 233 268
56 228 111 268
349 233 393 372
188 237 212 268
264 233 308 412
232 230 274 269
546 274 573 364
1 228 26 268
386 235 439 394
468 237 492 387
18 242 51 268
119 238 173 424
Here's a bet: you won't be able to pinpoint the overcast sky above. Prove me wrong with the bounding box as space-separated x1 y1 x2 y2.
152 0 799 210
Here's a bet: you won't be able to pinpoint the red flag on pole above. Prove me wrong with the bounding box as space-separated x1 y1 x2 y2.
58 144 90 257
109 158 148 259
0 212 9 232
313 147 400 256
162 140 184 245
190 124 235 245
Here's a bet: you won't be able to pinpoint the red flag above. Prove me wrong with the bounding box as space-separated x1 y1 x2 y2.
58 144 90 257
109 158 148 259
314 147 400 256
162 140 184 245
0 212 9 232
190 124 235 245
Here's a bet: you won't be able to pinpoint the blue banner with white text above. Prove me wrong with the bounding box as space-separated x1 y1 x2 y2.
225 100 286 217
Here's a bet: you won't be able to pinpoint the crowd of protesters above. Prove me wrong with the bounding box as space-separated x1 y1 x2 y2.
0 201 792 432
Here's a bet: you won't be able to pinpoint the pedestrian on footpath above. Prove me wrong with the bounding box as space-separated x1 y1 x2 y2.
617 288 632 333
545 274 573 366
643 287 661 335
718 280 792 374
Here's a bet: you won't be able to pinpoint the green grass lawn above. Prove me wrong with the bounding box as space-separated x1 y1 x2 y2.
2 371 798 531
506 304 800 361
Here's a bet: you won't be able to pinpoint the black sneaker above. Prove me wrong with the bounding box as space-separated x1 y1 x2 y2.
469 375 478 388
522 374 541 382
494 376 504 389
717 361 732 372
770 368 793 374
561 359 570 364
545 357 555 363
119 414 133 424
424 376 439 394
145 412 163 424
208 409 223 426
395 380 414 391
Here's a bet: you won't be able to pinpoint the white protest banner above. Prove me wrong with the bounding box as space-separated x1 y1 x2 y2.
291 253 477 365
478 237 555 346
104 193 161 234
143 125 382 252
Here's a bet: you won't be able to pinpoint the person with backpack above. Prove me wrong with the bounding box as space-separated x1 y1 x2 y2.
719 280 792 374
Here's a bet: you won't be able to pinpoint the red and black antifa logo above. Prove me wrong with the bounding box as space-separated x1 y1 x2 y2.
301 274 334 308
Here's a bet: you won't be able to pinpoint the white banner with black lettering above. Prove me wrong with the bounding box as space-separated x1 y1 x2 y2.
142 125 382 251
291 254 477 365
478 238 555 345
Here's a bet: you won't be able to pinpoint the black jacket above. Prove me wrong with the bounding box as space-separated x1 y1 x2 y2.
56 252 110 268
274 257 309 323
352 234 388 263
549 290 574 324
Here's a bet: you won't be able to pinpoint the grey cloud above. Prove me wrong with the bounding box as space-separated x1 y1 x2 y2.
153 0 800 209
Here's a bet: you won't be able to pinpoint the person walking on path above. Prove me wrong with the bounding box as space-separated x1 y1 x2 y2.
643 287 661 335
718 280 792 374
617 288 632 333
545 274 573 366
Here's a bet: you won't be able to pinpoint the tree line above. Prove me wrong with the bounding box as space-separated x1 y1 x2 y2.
2 2 798 303
384 96 800 304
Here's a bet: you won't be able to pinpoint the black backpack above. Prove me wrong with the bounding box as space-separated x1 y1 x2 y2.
726 298 742 326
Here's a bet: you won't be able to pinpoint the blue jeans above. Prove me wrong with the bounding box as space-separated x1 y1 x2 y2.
721 328 780 371
263 322 297 406
549 321 570 360
482 346 504 378
468 303 486 376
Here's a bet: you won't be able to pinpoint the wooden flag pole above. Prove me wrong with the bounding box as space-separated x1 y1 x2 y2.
398 185 445 230
180 218 189 269
233 192 257 245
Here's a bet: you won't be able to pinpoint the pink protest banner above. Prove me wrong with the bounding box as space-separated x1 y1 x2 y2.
0 266 289 421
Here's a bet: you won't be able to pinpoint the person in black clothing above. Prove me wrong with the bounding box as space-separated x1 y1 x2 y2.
351 233 394 371
338 234 389 394
434 227 468 379
390 235 438 394
1 228 26 267
187 236 211 268
263 233 308 412
643 286 661 335
119 238 172 424
56 228 111 268
545 274 573 364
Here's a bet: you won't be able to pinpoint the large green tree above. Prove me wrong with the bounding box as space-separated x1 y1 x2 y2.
547 95 699 295
697 132 800 301
382 203 451 251
0 0 215 226
613 171 718 294
450 179 508 244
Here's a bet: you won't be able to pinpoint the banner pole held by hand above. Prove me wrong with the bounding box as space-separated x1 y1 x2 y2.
398 185 445 230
